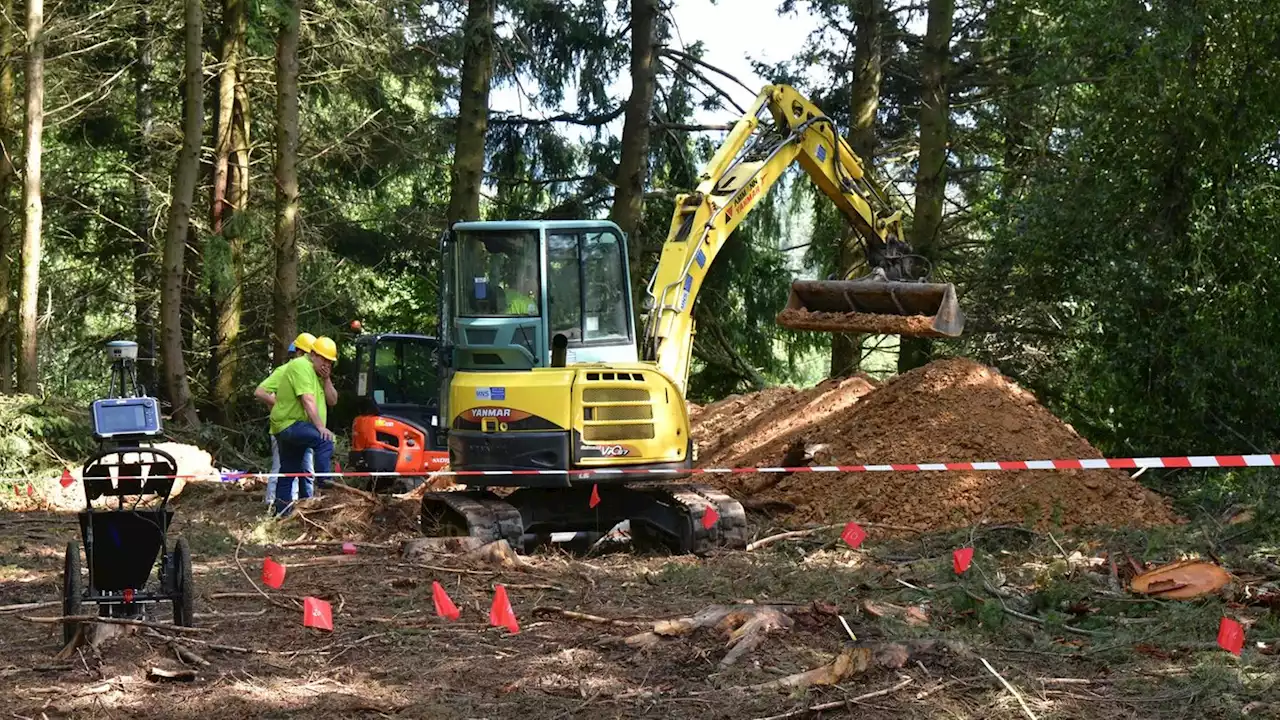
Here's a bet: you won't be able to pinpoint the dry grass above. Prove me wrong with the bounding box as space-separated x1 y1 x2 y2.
0 482 1277 719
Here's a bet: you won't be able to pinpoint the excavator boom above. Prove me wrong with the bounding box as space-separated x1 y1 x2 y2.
642 85 964 391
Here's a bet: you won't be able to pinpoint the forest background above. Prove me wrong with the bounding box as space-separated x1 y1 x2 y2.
0 0 1277 517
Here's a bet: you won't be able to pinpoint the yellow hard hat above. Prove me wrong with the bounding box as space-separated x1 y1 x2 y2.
312 336 338 362
293 332 316 353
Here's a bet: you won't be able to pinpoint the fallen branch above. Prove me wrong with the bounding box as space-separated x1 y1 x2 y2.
0 600 59 613
145 630 333 656
210 591 309 603
233 537 304 611
294 502 353 516
196 609 269 619
533 606 651 626
274 541 396 551
963 589 1104 637
753 677 915 720
148 666 197 682
982 656 1039 720
747 526 838 551
748 647 870 691
626 604 795 666
19 614 209 635
290 509 331 535
748 520 922 551
144 630 212 667
324 481 379 503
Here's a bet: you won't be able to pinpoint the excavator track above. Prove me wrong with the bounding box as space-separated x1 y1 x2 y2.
419 491 524 548
632 483 748 554
418 483 747 556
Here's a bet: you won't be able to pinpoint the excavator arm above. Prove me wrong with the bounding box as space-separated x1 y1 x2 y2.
640 84 964 394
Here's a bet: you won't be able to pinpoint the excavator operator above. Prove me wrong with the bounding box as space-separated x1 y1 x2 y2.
504 268 539 316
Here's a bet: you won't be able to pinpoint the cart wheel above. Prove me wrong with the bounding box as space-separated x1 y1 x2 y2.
172 537 194 627
62 541 82 646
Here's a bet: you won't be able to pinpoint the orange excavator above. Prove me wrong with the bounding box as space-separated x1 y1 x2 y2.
347 333 449 491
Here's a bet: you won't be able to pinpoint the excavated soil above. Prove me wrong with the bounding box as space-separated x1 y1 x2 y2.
695 358 1182 531
776 308 945 337
691 376 878 468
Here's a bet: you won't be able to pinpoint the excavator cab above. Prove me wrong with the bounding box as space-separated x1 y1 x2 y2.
348 333 449 491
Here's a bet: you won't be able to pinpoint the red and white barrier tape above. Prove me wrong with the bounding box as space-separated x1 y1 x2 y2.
8 453 1279 484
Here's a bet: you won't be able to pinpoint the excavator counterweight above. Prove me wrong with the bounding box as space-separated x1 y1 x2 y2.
778 278 964 338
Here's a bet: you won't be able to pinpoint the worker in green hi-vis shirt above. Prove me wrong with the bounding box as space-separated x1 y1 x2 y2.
253 332 318 507
267 335 340 516
504 270 539 316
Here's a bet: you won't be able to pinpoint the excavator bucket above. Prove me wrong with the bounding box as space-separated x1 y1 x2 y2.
777 278 965 338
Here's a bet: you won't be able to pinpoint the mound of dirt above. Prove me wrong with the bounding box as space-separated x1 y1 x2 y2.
691 376 878 467
697 358 1181 531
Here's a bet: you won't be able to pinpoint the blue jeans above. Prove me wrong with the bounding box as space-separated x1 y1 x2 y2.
273 421 333 516
266 433 312 504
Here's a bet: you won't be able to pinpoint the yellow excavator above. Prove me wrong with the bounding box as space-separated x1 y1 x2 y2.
420 84 964 553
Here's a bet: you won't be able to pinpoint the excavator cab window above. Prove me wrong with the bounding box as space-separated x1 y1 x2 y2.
546 229 630 346
456 229 541 317
371 339 438 407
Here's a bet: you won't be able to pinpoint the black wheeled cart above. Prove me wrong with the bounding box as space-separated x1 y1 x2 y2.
59 341 194 645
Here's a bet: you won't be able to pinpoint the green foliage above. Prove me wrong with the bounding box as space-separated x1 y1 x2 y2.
956 0 1280 478
0 396 94 477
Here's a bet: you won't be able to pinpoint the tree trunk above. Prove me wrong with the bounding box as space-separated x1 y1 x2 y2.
132 4 156 396
160 0 203 427
16 0 43 395
211 0 246 418
272 0 300 366
444 0 494 228
0 0 16 393
831 0 884 378
898 0 952 373
610 0 659 309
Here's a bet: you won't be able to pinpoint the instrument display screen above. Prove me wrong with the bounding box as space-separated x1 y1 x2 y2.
91 397 162 438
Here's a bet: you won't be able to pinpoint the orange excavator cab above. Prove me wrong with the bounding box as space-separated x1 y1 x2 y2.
348 333 449 492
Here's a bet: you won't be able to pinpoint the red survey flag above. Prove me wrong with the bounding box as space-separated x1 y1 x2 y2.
489 584 520 633
841 521 866 549
589 484 600 509
702 506 719 529
26 482 33 497
262 557 286 589
303 597 333 631
432 580 461 621
60 469 75 488
953 547 974 574
1218 617 1245 656
342 542 357 555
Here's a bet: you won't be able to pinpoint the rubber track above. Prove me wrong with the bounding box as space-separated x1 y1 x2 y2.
650 484 749 553
420 491 524 548
686 484 749 551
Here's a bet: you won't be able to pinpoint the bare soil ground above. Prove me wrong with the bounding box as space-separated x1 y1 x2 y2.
2 481 1276 719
